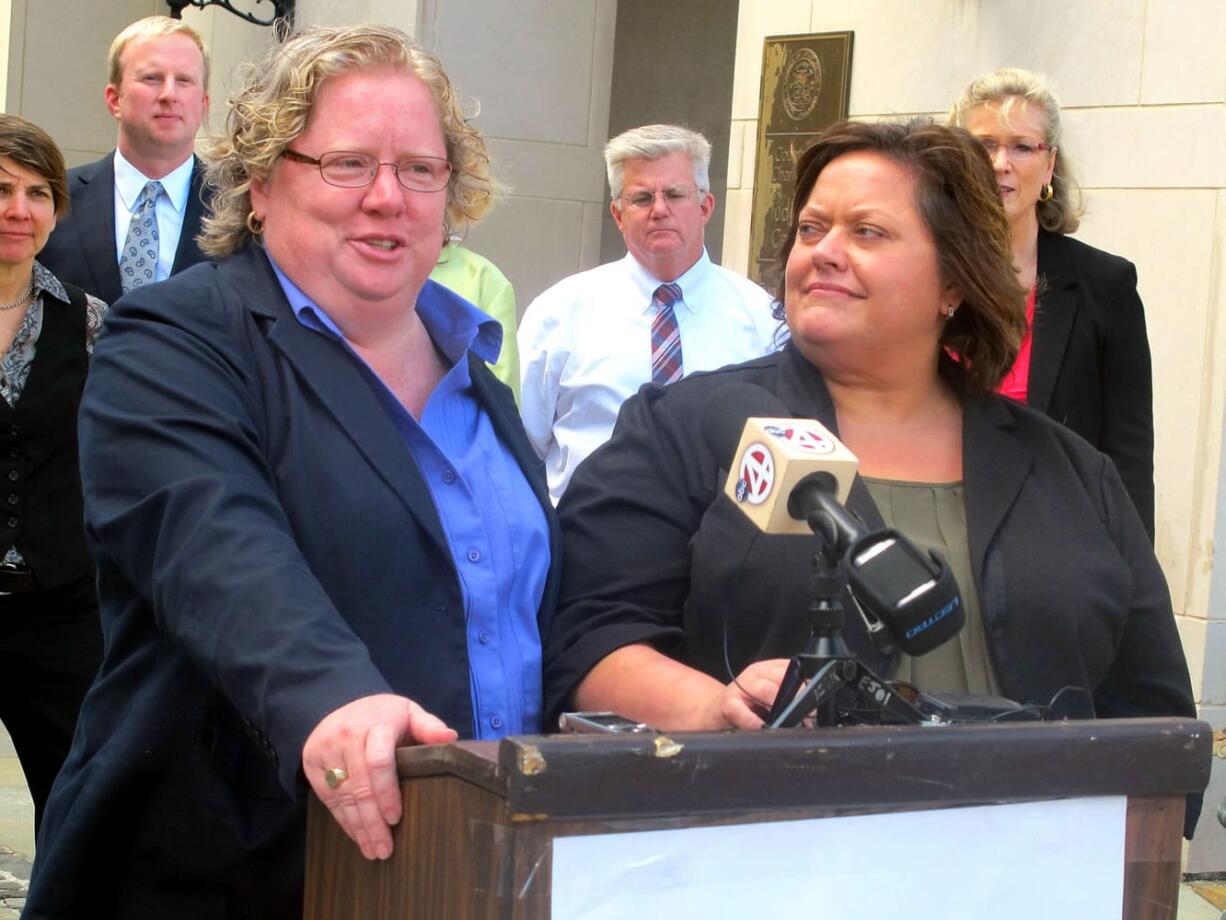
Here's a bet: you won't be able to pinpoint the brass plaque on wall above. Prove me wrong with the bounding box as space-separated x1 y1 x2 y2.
748 32 853 287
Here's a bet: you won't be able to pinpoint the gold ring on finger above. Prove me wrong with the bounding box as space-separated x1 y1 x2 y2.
324 767 349 789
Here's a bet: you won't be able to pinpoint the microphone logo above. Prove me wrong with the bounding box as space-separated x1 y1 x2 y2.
763 423 836 454
735 443 775 505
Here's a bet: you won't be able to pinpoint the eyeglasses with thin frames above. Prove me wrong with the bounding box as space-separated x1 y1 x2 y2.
281 149 452 192
976 138 1054 161
619 186 701 210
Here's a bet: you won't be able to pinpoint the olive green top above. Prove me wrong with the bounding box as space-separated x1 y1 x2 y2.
862 478 1000 695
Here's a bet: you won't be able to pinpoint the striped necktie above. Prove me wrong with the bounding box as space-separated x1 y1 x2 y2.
119 180 163 294
650 282 684 385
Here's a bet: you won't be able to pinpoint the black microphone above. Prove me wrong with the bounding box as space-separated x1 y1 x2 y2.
700 384 964 656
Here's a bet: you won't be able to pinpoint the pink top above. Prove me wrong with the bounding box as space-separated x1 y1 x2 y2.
997 285 1037 402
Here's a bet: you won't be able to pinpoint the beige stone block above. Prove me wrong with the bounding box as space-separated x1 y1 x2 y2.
1062 106 1226 190
298 0 416 28
433 0 603 146
802 1 977 118
15 0 154 153
579 200 605 274
465 196 585 309
485 138 608 204
720 187 755 278
731 0 811 121
1191 190 1226 621
586 0 617 148
976 0 1145 107
1075 189 1217 614
1140 0 1226 104
726 120 745 190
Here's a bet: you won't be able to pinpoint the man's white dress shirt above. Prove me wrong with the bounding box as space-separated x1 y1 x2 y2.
112 150 196 284
518 250 782 503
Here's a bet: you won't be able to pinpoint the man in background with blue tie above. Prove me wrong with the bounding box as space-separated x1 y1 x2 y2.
40 16 210 303
519 124 779 503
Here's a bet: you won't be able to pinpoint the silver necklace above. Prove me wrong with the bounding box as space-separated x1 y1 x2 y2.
0 276 34 311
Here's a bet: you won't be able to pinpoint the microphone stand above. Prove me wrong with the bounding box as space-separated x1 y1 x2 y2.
765 511 929 729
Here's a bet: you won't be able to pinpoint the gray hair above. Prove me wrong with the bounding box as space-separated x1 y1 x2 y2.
604 124 711 204
948 67 1083 234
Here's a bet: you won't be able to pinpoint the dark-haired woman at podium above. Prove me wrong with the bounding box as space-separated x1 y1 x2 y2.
543 121 1194 758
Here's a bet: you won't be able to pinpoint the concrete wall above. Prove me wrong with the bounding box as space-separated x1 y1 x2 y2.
724 0 1226 870
422 0 616 309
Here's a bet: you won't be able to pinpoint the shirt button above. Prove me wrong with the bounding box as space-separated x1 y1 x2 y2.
8 448 18 459
8 425 18 437
442 469 456 484
6 471 16 481
6 495 16 506
489 715 503 730
5 517 16 528
478 630 491 645
467 548 481 563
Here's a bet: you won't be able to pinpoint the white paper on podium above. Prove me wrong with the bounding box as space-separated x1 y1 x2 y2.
550 796 1126 919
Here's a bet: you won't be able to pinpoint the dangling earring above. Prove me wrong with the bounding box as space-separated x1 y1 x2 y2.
1039 183 1054 202
945 304 958 320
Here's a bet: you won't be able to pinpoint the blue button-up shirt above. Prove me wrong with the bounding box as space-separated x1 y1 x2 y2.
270 258 549 737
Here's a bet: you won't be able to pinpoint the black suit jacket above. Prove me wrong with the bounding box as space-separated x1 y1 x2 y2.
1029 230 1154 538
25 247 561 919
38 152 210 305
545 344 1193 733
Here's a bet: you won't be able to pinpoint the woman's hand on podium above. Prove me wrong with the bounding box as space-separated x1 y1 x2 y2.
302 693 458 860
696 659 791 731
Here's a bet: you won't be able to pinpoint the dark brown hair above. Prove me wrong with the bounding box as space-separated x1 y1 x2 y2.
772 119 1027 395
0 113 70 218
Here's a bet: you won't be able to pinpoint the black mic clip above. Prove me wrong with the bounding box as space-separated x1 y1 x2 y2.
844 531 963 657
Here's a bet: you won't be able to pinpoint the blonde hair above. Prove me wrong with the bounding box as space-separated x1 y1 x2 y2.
948 67 1083 234
199 23 496 258
107 16 209 88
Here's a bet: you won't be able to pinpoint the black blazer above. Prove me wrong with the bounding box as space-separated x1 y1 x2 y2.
25 247 561 919
545 344 1193 732
38 152 210 305
1030 230 1154 538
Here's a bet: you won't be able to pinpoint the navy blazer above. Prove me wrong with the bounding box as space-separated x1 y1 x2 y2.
26 247 561 919
1030 230 1154 538
38 151 210 305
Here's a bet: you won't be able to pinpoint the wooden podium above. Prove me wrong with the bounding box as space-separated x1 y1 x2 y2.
303 717 1210 919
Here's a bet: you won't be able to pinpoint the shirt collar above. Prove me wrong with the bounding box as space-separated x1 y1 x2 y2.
31 260 68 303
627 249 711 316
266 253 502 366
113 149 195 215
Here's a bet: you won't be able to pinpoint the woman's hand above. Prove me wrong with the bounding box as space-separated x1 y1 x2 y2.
576 644 793 733
301 693 458 860
693 658 791 731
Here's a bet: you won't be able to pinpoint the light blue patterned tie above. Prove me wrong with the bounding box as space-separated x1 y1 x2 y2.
119 180 163 294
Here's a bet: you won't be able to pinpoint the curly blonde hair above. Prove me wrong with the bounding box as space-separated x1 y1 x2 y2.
199 24 495 258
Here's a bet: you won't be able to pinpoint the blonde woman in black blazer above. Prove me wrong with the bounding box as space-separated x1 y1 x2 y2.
951 69 1155 539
